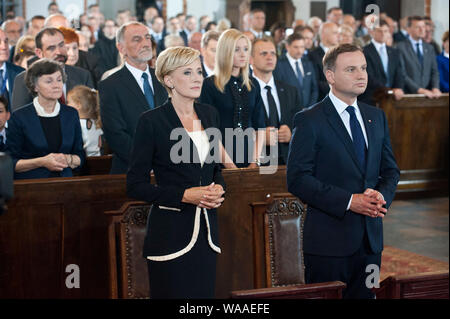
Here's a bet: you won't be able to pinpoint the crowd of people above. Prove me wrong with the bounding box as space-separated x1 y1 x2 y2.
0 2 447 299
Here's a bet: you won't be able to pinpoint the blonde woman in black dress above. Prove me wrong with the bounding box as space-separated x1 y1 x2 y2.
127 46 226 298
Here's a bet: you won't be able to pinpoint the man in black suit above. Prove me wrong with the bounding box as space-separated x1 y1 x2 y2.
250 37 302 166
200 30 219 78
359 20 405 105
11 28 94 111
0 29 24 106
99 22 168 174
287 44 399 299
308 22 340 100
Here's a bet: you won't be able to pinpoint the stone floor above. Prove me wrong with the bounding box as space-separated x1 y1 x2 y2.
384 196 449 263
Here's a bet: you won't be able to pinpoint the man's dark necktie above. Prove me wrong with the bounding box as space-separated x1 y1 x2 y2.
346 106 367 171
265 86 280 127
142 73 155 109
416 42 423 66
295 61 303 88
0 135 5 152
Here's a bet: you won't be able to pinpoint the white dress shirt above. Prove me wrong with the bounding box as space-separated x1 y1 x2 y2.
286 52 304 78
203 63 214 77
329 89 369 210
408 36 423 56
253 75 281 121
125 62 154 94
371 39 388 58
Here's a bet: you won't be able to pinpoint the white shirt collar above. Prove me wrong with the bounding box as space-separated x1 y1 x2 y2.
253 74 275 91
33 97 61 117
125 61 151 85
203 63 214 77
444 51 449 59
0 62 6 72
320 43 330 53
409 35 423 46
328 89 359 116
371 39 386 52
286 52 301 65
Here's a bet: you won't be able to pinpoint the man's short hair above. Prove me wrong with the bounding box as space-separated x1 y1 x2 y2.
201 30 220 48
116 21 147 45
327 7 342 15
293 25 314 35
250 8 265 16
35 27 63 50
269 22 286 36
322 43 363 72
0 95 9 112
48 1 58 10
407 16 423 27
251 36 275 55
31 15 45 22
286 32 304 45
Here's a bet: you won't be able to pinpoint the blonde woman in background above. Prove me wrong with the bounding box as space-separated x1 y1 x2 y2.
200 28 265 168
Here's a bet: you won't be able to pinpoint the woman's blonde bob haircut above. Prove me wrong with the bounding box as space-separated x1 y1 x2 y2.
214 28 252 93
155 46 201 95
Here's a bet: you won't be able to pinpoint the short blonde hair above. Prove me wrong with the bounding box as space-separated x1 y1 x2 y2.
155 46 201 95
214 28 252 93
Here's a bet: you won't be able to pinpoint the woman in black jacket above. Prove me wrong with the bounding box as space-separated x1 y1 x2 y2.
127 46 226 299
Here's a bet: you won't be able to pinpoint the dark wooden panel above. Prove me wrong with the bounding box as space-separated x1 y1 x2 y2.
376 93 449 197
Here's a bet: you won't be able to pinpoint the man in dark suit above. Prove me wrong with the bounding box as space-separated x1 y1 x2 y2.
11 27 94 111
99 22 168 174
200 30 219 78
396 16 441 98
308 22 340 101
359 20 405 105
251 37 302 166
273 33 318 109
287 44 400 299
0 29 24 106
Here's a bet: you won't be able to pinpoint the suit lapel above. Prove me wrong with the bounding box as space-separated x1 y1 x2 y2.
359 104 375 174
276 81 288 126
119 66 150 110
323 97 364 175
27 105 49 151
369 43 387 82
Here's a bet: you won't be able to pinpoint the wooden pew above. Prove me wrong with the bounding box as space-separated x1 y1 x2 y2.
0 167 289 298
375 271 449 299
375 92 449 198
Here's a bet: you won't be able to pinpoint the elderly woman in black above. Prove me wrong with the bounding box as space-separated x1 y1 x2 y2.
127 46 226 299
6 58 84 179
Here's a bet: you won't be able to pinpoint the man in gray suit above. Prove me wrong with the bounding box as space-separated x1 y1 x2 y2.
396 16 441 98
11 27 94 111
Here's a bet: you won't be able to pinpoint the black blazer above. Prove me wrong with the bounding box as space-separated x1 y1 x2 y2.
268 80 302 164
359 43 405 105
127 100 226 258
3 62 25 107
11 64 94 112
76 50 104 89
307 46 330 101
179 30 189 46
287 96 400 257
99 65 168 174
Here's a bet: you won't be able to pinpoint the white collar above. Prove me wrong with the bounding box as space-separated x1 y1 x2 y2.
329 89 359 116
320 43 330 53
125 61 151 84
409 36 423 46
253 74 275 91
0 62 6 72
286 52 302 65
444 51 449 59
33 97 61 117
371 39 386 51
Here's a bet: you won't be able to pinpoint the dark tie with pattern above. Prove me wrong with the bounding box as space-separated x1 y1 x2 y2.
416 42 423 66
142 73 155 109
265 86 280 127
346 106 367 171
